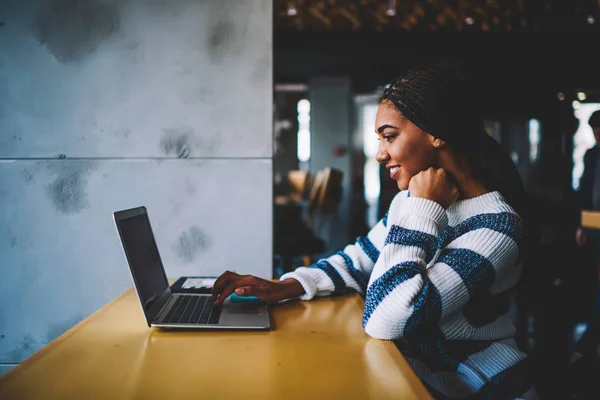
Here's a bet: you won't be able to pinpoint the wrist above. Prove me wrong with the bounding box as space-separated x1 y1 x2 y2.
399 196 448 225
278 278 305 298
410 193 449 209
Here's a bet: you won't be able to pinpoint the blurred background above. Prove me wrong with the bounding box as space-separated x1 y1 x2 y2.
271 1 600 398
1 0 600 398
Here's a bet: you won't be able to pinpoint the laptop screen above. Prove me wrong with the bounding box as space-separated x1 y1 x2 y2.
116 211 169 316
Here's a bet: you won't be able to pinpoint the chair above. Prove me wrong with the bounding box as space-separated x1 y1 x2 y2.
287 170 313 203
274 168 344 275
309 167 344 214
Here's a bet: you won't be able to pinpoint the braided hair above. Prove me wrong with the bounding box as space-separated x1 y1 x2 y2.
381 63 533 255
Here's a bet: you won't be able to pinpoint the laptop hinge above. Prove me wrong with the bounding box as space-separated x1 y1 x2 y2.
147 287 172 324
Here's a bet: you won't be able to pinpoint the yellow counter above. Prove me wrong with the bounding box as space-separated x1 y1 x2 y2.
0 288 431 399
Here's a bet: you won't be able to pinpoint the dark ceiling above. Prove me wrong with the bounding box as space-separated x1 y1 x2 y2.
274 1 600 116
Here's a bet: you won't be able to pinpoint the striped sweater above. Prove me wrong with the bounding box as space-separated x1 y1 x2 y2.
281 191 537 400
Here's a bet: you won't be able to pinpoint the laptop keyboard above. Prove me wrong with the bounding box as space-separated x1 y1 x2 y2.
163 295 221 325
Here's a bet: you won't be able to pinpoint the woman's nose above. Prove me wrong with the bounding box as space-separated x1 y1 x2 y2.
375 147 389 163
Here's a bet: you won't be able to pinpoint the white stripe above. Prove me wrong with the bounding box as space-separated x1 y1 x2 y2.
404 355 479 398
369 244 425 284
446 196 517 227
391 213 440 237
385 242 430 266
328 254 364 294
402 339 527 397
460 339 527 383
490 262 522 294
442 311 516 340
364 274 422 339
281 267 332 300
367 218 389 248
428 261 470 318
520 387 539 400
343 243 376 277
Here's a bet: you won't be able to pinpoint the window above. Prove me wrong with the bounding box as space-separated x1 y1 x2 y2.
572 103 600 190
363 104 380 227
529 119 540 163
297 99 311 166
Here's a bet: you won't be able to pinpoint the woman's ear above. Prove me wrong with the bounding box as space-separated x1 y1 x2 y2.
433 138 446 148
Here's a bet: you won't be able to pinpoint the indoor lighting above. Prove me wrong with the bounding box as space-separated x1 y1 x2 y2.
287 2 297 16
386 0 397 17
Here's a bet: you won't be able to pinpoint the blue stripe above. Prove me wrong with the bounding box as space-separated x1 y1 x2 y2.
403 276 443 337
382 211 389 227
362 261 423 327
312 260 347 294
404 347 532 398
356 235 379 263
477 357 533 400
437 248 496 297
336 251 367 292
385 225 438 263
437 248 507 327
397 337 496 373
464 289 512 327
437 226 452 251
440 213 524 260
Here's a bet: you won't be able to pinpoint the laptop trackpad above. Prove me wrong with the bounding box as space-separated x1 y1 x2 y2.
226 304 260 315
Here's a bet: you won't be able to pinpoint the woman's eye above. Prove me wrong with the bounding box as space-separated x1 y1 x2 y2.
384 134 397 142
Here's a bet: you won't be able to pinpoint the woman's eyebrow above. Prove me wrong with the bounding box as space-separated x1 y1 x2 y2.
376 124 399 134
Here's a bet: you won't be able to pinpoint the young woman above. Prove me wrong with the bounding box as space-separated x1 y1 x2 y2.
212 63 537 399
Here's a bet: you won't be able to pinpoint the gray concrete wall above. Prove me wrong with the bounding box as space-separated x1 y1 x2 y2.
0 0 272 374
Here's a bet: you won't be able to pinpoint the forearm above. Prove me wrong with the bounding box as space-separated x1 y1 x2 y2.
280 218 390 300
363 197 447 339
278 278 305 299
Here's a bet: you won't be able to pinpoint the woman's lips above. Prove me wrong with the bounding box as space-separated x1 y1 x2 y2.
390 166 401 179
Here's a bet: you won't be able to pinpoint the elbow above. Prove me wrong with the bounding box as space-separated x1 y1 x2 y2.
364 326 401 341
363 314 406 340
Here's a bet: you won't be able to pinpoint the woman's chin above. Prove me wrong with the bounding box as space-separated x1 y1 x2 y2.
396 180 409 191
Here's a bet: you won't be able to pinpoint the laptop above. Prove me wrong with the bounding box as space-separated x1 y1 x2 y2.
113 206 270 329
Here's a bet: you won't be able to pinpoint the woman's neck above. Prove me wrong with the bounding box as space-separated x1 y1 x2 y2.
439 151 488 200
455 178 488 200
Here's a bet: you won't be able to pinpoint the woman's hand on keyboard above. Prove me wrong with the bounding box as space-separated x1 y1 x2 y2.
211 271 305 305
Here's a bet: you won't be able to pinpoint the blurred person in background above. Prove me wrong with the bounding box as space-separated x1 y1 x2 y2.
574 110 600 359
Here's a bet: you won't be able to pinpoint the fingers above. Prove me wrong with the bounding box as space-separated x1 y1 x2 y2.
213 275 258 305
235 285 269 301
449 183 460 201
214 284 239 305
211 270 237 300
414 167 449 181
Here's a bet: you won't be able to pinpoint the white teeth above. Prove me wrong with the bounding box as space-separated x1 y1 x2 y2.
391 166 400 174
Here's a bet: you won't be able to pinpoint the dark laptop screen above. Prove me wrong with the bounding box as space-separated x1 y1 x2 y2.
116 212 169 315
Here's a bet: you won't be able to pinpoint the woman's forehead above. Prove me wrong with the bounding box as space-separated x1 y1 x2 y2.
376 103 406 121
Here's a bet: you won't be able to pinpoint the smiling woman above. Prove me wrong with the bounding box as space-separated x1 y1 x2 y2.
374 106 442 192
213 63 538 399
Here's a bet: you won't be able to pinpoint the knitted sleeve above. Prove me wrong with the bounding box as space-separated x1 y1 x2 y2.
362 196 523 340
278 206 393 299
